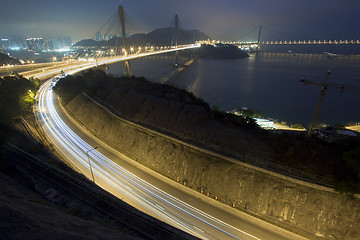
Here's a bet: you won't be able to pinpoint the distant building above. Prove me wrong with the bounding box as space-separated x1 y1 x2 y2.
26 38 45 52
95 32 102 41
253 118 277 130
63 36 72 47
45 36 72 51
0 38 10 50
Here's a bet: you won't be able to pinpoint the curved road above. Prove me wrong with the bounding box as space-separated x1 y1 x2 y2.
34 64 308 240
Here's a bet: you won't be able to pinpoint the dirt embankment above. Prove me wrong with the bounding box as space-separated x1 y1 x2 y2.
0 126 198 240
65 91 360 240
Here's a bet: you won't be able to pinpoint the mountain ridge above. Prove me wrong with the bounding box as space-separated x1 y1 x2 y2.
74 27 209 47
0 52 20 65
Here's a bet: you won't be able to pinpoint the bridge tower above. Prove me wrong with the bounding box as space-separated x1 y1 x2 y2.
173 14 180 68
257 26 262 52
171 14 179 68
118 5 131 77
174 14 179 47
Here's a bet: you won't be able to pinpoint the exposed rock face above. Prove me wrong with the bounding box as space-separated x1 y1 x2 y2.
65 93 360 240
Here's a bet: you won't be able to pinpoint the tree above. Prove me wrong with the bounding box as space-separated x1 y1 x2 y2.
0 75 38 124
333 146 360 193
293 124 304 129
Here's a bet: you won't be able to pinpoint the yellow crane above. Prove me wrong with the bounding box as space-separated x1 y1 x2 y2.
300 70 360 136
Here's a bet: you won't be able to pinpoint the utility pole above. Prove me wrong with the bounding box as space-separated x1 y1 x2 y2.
118 5 131 77
86 146 98 183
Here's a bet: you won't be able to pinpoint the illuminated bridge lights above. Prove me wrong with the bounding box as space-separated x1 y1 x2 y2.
237 39 360 45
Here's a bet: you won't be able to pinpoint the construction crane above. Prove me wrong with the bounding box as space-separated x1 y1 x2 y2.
300 70 360 136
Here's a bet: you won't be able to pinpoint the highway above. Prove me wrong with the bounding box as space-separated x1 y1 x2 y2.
0 61 69 77
34 48 308 240
1 44 200 80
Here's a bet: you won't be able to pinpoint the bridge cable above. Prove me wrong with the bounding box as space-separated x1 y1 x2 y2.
233 27 260 42
91 11 118 40
261 27 302 40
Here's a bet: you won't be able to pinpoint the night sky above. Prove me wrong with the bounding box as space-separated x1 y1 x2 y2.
1 0 359 42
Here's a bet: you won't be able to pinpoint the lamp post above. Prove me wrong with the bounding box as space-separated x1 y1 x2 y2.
86 146 98 183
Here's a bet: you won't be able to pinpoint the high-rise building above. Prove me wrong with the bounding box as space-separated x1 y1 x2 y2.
63 36 72 46
0 38 10 50
26 38 45 52
95 32 102 41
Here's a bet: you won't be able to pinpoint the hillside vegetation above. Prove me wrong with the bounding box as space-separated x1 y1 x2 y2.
0 52 20 65
0 74 38 125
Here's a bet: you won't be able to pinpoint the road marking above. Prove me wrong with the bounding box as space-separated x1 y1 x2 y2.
156 204 165 211
193 226 204 233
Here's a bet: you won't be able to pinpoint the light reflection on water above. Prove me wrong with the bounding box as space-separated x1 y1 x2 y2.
106 52 360 126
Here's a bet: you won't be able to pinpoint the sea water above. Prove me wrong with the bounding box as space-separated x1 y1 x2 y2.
106 45 360 126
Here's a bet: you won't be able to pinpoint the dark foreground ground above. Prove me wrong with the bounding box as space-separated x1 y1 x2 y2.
0 125 197 240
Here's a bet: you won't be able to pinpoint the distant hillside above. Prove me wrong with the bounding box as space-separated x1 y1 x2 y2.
74 28 209 47
180 44 249 59
0 52 20 65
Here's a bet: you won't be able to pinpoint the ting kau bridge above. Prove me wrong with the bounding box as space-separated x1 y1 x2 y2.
226 26 360 49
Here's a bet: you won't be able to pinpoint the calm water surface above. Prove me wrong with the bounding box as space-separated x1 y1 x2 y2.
106 49 360 126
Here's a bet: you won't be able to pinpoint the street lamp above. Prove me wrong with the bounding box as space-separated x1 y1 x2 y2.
86 146 98 183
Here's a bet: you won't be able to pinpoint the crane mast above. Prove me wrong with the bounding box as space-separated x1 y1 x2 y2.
307 70 331 136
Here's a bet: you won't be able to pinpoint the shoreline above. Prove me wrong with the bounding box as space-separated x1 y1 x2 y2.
252 116 360 133
346 124 360 132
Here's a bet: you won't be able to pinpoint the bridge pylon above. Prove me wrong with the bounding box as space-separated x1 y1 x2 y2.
173 14 180 68
257 26 262 52
118 5 131 77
